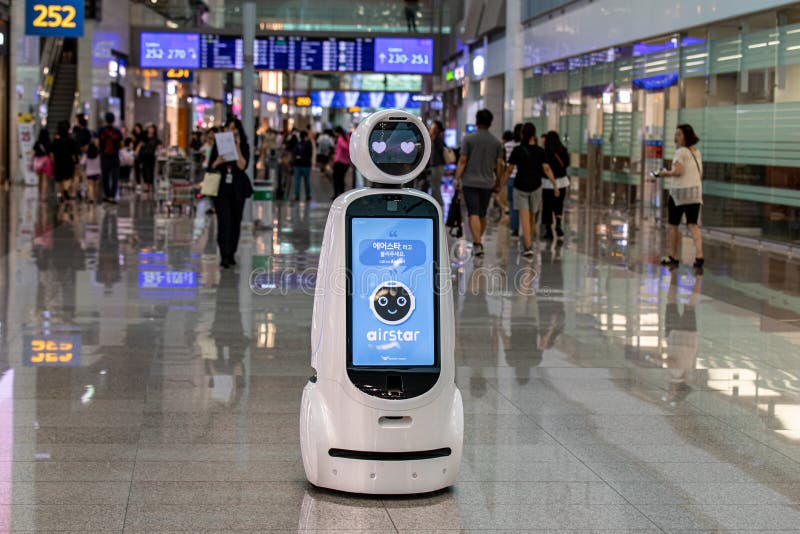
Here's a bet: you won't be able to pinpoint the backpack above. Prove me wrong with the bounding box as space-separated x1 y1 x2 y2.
294 140 312 164
100 127 121 157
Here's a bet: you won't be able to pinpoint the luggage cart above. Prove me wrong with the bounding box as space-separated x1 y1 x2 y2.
157 156 197 216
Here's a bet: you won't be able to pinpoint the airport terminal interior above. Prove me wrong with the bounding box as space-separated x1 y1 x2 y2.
1 0 800 531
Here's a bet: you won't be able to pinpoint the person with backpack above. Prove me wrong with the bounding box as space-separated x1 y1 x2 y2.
98 112 123 204
503 123 558 258
293 130 313 202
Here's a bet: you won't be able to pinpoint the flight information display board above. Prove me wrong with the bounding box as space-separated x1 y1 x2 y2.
139 33 433 73
141 32 200 68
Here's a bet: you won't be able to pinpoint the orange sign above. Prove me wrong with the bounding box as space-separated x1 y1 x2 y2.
295 96 311 107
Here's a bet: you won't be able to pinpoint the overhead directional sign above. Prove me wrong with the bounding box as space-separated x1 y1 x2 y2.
163 68 194 82
26 0 84 37
138 32 434 74
140 32 200 69
374 37 434 74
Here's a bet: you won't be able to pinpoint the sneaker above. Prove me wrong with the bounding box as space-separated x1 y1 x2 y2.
556 224 565 238
660 256 679 266
543 230 554 241
510 230 519 238
693 258 704 269
473 244 484 257
522 248 535 258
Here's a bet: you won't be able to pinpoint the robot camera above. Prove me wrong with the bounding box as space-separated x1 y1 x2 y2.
349 109 431 186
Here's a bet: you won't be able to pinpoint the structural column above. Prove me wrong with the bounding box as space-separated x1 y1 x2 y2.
504 0 524 129
242 1 255 223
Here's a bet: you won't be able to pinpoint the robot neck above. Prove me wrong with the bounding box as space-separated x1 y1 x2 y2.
370 182 404 189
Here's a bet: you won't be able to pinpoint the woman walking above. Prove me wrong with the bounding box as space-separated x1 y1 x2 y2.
659 124 704 270
137 124 162 194
33 129 54 198
50 121 80 203
542 131 570 240
131 123 144 191
331 126 351 199
426 120 445 205
208 118 252 268
504 123 558 258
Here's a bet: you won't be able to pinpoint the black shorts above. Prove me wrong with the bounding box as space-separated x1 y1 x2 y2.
668 197 701 226
462 186 493 217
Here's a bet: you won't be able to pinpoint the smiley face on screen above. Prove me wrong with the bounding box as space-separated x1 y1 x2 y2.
370 281 415 325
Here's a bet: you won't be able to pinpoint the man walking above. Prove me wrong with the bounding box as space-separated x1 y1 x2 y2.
454 109 505 257
98 112 123 204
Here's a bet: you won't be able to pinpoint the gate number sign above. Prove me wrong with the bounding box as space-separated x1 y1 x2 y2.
26 0 84 37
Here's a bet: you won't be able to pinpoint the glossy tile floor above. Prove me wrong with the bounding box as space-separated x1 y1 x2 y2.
0 178 799 532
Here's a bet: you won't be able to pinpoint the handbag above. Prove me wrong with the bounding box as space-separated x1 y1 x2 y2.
445 190 464 238
34 155 54 177
201 172 222 197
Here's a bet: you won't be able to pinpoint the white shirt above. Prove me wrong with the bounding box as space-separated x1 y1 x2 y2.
669 147 703 206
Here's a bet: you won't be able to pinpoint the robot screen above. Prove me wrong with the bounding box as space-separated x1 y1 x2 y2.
368 121 425 176
350 217 435 367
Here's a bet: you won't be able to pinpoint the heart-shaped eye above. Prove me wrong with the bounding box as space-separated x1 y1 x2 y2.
372 141 387 154
400 141 415 154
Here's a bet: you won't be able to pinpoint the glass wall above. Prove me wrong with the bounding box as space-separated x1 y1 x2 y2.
522 7 800 244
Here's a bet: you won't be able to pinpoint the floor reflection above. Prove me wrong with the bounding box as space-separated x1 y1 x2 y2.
0 182 797 530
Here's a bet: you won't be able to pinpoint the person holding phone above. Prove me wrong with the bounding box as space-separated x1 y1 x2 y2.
658 124 704 269
208 117 252 269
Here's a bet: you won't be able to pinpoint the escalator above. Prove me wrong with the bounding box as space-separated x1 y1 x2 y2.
40 38 78 135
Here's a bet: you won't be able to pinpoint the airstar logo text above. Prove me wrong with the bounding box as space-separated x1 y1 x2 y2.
366 328 421 342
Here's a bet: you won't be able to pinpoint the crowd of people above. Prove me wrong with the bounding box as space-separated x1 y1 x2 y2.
31 108 704 272
33 113 163 204
451 108 704 269
453 109 571 259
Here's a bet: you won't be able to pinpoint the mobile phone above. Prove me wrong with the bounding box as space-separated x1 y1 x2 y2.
345 193 441 399
650 170 661 178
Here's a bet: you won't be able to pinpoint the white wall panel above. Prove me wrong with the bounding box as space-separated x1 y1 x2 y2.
522 0 797 67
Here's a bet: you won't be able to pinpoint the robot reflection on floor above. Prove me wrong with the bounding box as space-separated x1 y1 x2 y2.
300 109 463 494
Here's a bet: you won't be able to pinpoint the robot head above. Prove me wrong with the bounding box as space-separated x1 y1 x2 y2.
349 109 431 186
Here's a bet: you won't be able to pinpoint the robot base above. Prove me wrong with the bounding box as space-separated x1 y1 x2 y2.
300 378 464 495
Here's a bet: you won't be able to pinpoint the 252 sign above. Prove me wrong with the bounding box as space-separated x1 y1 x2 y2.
26 0 84 37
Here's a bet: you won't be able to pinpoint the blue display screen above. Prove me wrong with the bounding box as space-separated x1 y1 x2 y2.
140 32 200 68
351 217 435 367
374 37 434 74
139 33 431 73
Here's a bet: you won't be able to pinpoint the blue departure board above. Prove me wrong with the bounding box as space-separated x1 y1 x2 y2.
140 32 200 68
140 33 429 73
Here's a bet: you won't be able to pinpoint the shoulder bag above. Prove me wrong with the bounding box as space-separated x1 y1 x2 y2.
201 172 222 197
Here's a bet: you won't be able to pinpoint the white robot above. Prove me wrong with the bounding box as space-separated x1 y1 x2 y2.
300 109 463 494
